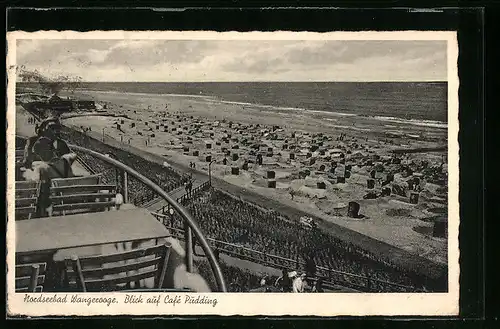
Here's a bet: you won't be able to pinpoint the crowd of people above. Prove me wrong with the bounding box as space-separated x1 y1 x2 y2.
176 189 445 292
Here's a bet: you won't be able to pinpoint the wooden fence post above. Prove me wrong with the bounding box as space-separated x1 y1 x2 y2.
122 171 129 203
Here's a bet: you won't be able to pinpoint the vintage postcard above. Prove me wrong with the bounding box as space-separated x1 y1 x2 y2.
6 30 459 317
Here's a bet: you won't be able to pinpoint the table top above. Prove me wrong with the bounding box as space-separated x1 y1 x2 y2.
16 208 170 254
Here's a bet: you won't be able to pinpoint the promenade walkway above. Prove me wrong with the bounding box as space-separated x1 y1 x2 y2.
144 178 207 212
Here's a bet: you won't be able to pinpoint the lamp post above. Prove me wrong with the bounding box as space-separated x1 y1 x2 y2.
208 160 216 186
102 127 106 142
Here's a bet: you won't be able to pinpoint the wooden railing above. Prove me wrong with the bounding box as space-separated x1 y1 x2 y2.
177 181 208 205
130 180 185 206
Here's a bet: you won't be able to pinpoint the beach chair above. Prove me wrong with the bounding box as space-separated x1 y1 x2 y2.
15 181 41 220
50 174 117 216
64 242 172 292
15 262 47 292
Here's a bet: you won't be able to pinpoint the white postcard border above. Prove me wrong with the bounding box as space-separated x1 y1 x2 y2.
6 30 459 317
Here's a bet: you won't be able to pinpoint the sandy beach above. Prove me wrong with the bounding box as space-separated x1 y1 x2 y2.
53 89 449 267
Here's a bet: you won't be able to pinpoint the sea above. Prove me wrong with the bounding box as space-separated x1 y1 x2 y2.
18 82 448 123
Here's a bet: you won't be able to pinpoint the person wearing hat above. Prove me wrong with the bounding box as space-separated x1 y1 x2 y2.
22 117 73 169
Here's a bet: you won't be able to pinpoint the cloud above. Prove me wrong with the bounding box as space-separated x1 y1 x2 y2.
86 49 110 64
15 39 448 82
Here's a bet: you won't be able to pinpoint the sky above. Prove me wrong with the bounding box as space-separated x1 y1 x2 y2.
15 39 448 82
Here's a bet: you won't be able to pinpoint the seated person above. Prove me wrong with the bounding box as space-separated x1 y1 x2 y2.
21 117 77 181
21 117 77 216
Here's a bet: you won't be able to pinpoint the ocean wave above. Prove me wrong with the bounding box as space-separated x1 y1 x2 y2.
210 99 360 117
307 110 358 117
213 99 306 112
76 89 217 100
328 124 372 132
373 116 447 129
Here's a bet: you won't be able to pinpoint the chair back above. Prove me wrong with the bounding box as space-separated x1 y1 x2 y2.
65 242 172 292
50 174 116 216
51 174 103 187
15 149 25 162
15 263 46 292
15 181 40 220
16 180 40 190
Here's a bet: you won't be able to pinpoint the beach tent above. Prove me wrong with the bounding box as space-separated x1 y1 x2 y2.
329 149 344 158
350 151 366 159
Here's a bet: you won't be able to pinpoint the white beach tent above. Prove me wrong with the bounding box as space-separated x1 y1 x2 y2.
329 148 344 157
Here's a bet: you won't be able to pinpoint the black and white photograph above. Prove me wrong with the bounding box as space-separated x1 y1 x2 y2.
7 31 459 316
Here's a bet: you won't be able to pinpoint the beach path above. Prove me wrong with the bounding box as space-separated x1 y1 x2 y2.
144 178 207 212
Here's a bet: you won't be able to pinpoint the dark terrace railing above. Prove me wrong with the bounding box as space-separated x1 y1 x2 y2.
68 144 227 292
